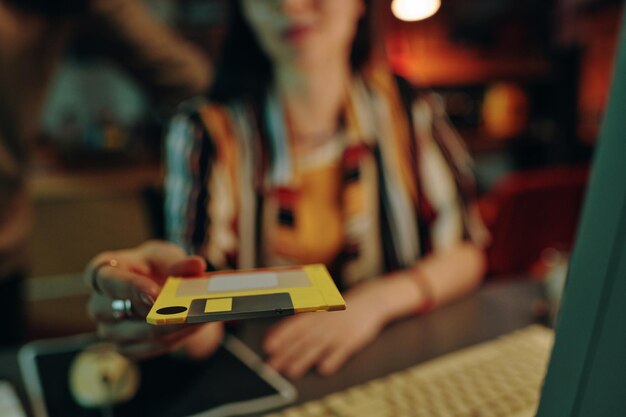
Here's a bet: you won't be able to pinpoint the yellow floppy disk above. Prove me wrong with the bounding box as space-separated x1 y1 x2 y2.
146 264 346 325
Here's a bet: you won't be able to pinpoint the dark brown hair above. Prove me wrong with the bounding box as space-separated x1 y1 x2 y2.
4 0 87 16
209 0 373 103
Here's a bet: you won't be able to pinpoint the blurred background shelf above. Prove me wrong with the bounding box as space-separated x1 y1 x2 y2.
25 165 161 338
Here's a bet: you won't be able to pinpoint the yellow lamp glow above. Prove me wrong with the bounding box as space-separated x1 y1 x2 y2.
391 0 441 22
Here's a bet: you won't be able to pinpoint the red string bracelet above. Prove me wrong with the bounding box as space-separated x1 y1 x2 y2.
413 266 435 314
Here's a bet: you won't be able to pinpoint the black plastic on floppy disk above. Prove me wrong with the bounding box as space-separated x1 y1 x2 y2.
187 293 295 323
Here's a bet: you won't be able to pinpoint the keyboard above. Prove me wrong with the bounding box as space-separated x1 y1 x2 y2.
264 325 554 417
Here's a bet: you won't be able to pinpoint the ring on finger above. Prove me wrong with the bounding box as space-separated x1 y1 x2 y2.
111 299 134 320
91 259 119 295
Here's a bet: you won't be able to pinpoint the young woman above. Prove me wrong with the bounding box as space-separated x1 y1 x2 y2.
86 0 488 379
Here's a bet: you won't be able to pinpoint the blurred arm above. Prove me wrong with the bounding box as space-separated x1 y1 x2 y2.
348 241 486 325
87 0 212 110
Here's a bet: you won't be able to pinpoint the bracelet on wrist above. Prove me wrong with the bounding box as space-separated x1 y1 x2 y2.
413 266 435 314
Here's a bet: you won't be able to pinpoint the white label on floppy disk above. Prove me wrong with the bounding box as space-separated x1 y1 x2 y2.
208 272 278 292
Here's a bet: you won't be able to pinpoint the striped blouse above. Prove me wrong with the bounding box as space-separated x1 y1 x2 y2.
165 67 487 287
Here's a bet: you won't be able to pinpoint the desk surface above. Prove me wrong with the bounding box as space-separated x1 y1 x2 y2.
0 279 545 417
236 279 545 410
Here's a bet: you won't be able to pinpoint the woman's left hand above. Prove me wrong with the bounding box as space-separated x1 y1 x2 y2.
262 283 387 379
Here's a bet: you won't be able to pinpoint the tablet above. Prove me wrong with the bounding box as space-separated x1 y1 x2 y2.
19 334 296 417
147 264 346 325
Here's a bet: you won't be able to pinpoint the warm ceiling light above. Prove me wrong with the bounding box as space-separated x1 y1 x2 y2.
391 0 441 22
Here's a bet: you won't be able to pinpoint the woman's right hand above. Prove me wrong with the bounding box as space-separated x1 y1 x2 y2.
84 240 224 360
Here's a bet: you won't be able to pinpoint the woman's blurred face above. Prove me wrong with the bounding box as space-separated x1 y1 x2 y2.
241 0 364 70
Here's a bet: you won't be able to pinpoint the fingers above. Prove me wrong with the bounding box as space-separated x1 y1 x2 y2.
318 340 360 376
86 242 206 299
168 256 207 277
85 251 160 299
98 320 197 345
179 323 225 360
276 333 331 379
264 315 333 379
266 330 311 371
105 323 223 361
318 320 380 376
84 242 216 360
264 309 381 379
85 242 206 320
138 241 205 278
116 342 172 360
88 264 161 318
264 314 311 354
89 292 153 322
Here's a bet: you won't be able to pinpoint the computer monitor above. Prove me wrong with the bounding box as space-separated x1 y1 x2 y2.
535 9 626 417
